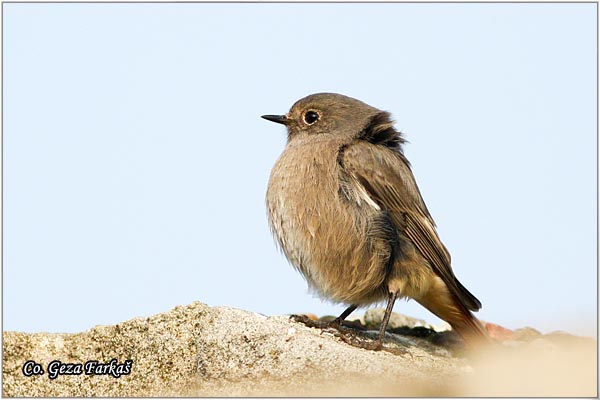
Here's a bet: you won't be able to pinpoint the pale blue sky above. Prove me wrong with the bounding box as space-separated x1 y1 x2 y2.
4 3 597 336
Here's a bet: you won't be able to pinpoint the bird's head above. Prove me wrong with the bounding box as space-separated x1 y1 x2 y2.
262 92 405 150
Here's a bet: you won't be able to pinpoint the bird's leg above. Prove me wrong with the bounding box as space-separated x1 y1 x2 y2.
338 291 398 351
290 304 359 331
374 291 399 346
328 304 358 328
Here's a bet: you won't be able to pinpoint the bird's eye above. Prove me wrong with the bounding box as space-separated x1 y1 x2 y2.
303 111 320 125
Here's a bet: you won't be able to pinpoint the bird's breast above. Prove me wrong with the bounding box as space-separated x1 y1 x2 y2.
266 141 344 257
266 140 390 304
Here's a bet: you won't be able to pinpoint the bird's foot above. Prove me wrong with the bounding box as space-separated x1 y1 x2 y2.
290 314 365 332
290 314 329 329
290 315 378 349
341 335 383 351
290 314 348 332
290 314 409 355
335 330 411 357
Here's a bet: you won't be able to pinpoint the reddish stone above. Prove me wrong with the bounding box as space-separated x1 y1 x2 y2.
485 322 516 340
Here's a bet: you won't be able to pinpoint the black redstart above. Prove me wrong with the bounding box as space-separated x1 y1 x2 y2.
263 93 488 349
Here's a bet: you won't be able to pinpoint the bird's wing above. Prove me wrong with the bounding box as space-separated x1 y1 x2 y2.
341 140 481 311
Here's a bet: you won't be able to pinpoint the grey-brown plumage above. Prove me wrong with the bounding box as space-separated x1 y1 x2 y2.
263 93 488 348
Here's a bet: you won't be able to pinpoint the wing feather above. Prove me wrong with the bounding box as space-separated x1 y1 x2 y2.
342 141 481 311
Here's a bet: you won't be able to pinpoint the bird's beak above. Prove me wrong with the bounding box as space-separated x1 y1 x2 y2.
261 114 288 125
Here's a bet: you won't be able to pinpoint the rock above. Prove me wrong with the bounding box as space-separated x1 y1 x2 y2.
361 309 450 333
362 308 430 330
3 303 205 396
429 322 452 332
2 302 468 397
484 323 515 340
513 327 542 341
2 302 596 397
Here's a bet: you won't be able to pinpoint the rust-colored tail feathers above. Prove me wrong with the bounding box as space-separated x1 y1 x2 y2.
417 277 490 347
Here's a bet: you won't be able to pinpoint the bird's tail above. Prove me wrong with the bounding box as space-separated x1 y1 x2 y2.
417 277 490 347
445 307 490 346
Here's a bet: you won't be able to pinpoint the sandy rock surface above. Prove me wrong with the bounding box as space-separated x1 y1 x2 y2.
3 302 597 397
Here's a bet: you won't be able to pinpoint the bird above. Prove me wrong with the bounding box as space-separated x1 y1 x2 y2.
262 93 489 349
